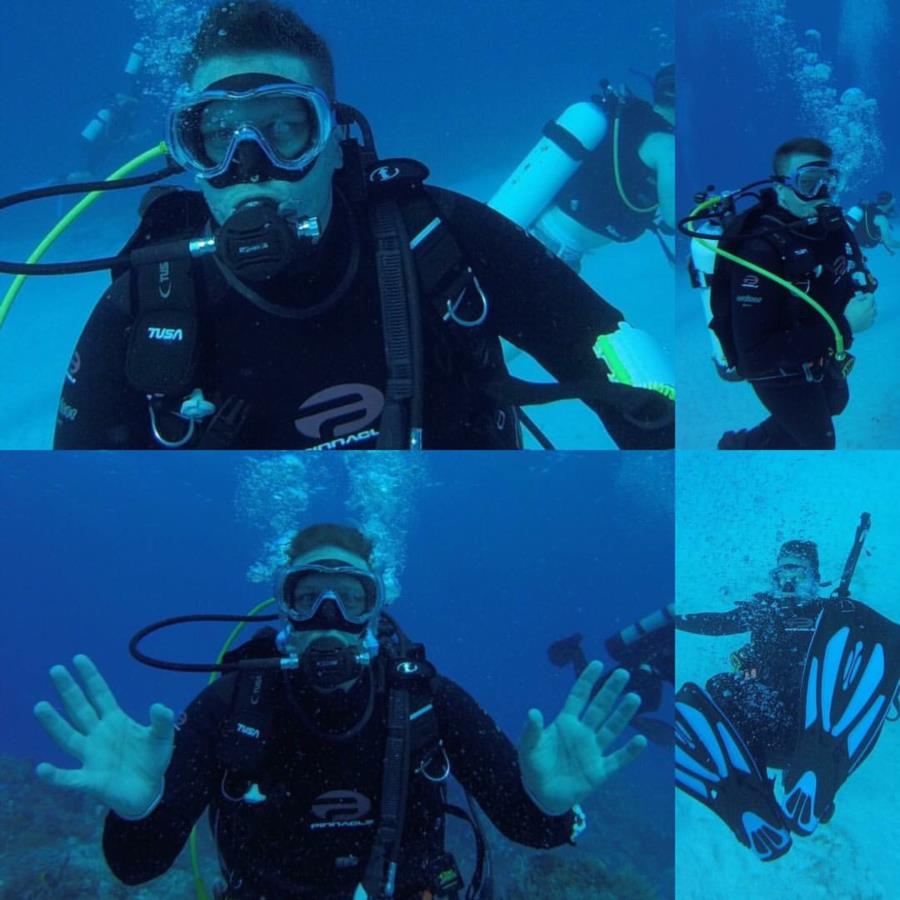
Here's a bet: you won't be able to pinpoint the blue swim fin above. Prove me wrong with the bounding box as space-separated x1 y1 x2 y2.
675 682 792 861
780 599 900 836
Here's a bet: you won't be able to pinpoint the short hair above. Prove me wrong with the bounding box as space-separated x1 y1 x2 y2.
287 524 374 565
653 64 675 108
182 0 336 99
772 137 833 176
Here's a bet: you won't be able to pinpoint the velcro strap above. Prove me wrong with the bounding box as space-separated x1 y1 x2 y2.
541 121 591 162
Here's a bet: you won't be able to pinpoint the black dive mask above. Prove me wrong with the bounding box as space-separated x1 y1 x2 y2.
215 198 321 282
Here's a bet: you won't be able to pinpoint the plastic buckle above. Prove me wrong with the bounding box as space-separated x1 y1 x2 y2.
801 359 824 383
837 352 855 379
426 853 464 897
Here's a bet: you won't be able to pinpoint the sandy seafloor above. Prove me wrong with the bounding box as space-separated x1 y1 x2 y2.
676 452 900 899
676 246 900 449
0 170 673 451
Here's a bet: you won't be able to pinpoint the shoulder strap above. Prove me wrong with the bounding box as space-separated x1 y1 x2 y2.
365 159 437 450
214 629 282 774
361 634 447 899
123 188 208 398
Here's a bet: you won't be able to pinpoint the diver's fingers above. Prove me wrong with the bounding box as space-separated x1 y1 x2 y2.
561 660 605 718
520 708 545 753
33 701 87 761
72 654 121 717
148 704 175 743
599 734 647 775
48 663 99 733
591 691 642 745
34 761 90 793
580 667 630 730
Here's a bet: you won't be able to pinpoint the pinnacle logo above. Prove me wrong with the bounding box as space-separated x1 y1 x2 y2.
370 165 401 184
147 327 184 342
295 384 385 440
66 350 81 385
311 790 372 822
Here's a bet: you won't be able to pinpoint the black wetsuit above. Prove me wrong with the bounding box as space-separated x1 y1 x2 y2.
677 595 823 766
850 203 884 250
103 665 574 900
554 99 671 243
724 208 860 449
54 185 673 450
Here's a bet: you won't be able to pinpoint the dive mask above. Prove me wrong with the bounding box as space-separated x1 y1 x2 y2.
770 562 817 597
275 561 384 627
167 74 335 188
776 162 840 202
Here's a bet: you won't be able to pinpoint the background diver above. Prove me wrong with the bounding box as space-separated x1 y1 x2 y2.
33 523 648 900
0 0 673 451
845 190 900 254
685 136 877 450
674 517 900 861
65 42 151 186
491 65 675 274
547 603 674 746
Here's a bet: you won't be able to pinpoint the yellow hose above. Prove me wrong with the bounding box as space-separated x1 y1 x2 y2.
612 116 657 215
0 142 170 330
685 197 845 358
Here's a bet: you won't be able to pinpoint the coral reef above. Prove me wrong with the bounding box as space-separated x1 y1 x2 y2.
0 754 217 899
504 852 657 900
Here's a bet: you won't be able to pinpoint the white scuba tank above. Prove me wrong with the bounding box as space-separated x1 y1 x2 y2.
489 100 608 230
844 205 864 230
689 219 732 373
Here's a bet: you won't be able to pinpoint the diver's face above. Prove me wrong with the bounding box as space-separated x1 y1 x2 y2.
191 52 343 226
280 544 374 681
770 561 818 601
774 152 835 217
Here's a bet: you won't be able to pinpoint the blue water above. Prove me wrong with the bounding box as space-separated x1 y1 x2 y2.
0 450 674 894
678 0 899 208
676 451 900 899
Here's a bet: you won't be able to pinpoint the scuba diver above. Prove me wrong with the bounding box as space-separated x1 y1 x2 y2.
32 523 647 900
845 190 900 253
0 0 673 452
683 137 877 450
66 43 149 185
675 516 900 862
490 65 675 273
547 604 674 746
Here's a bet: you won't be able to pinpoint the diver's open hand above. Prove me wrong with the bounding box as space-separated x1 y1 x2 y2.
518 661 646 815
33 654 174 818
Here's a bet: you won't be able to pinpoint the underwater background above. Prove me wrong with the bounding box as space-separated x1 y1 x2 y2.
0 451 674 898
676 0 900 448
677 451 900 899
0 0 674 450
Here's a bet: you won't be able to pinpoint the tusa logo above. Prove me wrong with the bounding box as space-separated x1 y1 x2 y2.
147 327 184 342
236 722 261 739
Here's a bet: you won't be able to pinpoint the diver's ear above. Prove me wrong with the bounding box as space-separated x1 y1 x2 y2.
329 132 344 171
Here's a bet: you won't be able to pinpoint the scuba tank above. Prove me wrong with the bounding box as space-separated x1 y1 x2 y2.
488 99 608 229
687 215 737 378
